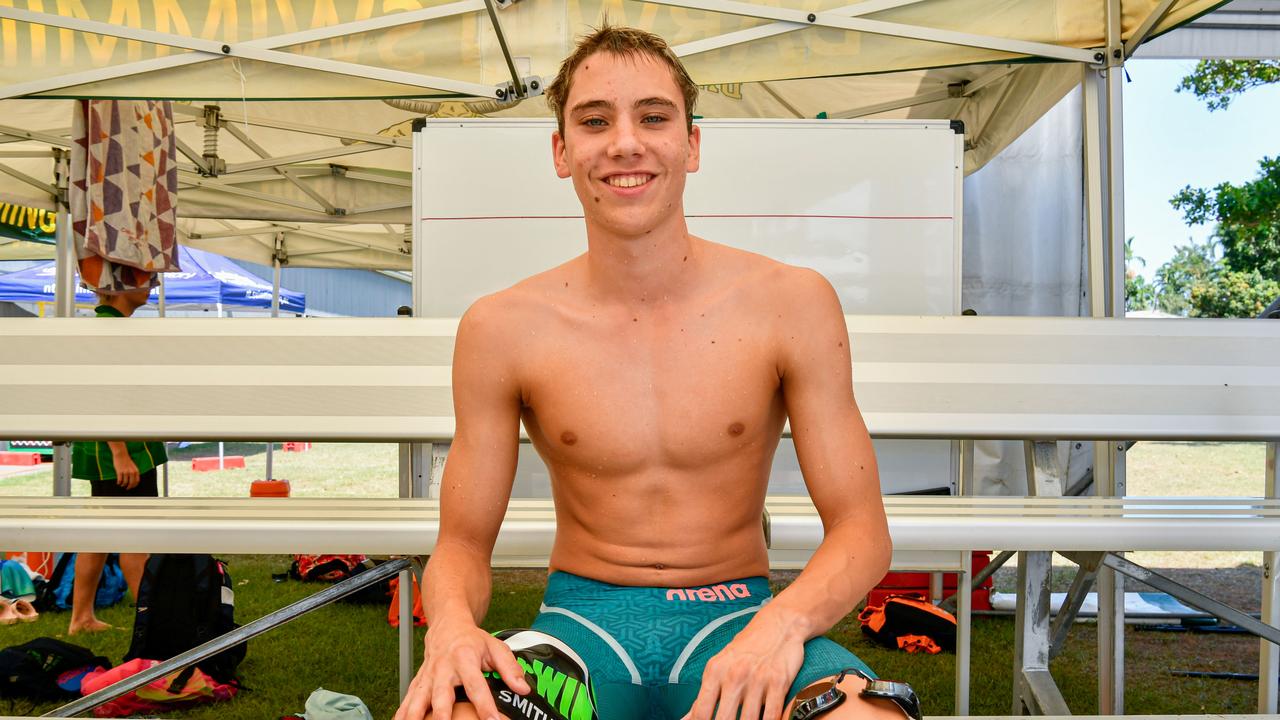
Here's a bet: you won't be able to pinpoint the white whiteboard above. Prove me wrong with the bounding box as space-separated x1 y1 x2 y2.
413 118 963 495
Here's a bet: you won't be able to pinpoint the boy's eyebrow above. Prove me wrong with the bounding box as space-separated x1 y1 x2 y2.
570 99 613 114
635 97 677 109
569 97 678 114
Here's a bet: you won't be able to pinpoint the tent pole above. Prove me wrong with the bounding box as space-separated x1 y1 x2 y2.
265 251 281 482
157 272 166 317
51 209 74 497
272 255 282 317
218 301 224 469
1082 69 1105 320
1106 67 1127 318
481 0 526 99
1084 60 1124 715
54 215 75 318
51 143 73 497
1096 0 1126 713
399 135 426 699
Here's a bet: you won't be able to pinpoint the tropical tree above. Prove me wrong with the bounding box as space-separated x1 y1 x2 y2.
1148 61 1280 317
1189 269 1280 318
1170 156 1280 280
1177 59 1280 111
1153 239 1218 316
1124 237 1155 311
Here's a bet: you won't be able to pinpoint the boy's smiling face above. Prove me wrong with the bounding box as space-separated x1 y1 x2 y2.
552 51 701 240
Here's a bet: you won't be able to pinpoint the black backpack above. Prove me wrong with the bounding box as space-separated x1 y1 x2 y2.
0 637 110 699
125 554 247 682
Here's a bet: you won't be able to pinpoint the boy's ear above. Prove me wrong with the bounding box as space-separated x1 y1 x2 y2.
552 130 571 179
686 124 701 173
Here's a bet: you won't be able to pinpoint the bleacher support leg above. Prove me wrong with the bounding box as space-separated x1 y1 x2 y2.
1095 440 1125 714
1051 552 1101 659
1023 441 1066 496
1013 550 1069 715
52 442 71 496
1261 549 1278 713
399 558 427 699
400 566 414 698
1099 553 1280 644
399 441 437 698
1264 442 1279 713
428 442 450 499
956 550 971 715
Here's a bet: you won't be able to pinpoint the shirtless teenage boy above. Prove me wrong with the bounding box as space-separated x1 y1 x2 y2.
395 26 897 720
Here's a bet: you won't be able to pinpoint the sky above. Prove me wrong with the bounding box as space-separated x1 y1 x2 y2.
1123 59 1280 281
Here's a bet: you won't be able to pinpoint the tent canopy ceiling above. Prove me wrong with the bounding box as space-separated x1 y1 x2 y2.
0 0 1225 269
0 0 1218 98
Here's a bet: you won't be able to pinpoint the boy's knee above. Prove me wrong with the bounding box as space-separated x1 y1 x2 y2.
427 704 512 720
828 694 911 720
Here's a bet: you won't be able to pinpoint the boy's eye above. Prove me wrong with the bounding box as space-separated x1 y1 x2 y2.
642 114 667 124
583 117 606 127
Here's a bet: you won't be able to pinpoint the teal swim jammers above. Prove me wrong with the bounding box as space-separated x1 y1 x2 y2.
530 571 874 720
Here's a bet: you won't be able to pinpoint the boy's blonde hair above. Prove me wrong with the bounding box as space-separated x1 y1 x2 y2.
545 24 698 135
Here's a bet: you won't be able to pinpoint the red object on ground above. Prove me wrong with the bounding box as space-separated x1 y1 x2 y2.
4 551 53 577
192 456 246 472
870 551 993 611
250 479 291 497
0 452 41 466
388 575 426 628
282 442 311 452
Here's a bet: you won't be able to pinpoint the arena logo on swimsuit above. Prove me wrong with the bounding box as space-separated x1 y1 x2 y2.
665 583 751 602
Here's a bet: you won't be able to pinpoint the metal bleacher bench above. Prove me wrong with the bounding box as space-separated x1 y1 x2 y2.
1 315 1278 718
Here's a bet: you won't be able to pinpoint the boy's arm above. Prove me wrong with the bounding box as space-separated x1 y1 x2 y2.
396 297 532 720
685 270 891 720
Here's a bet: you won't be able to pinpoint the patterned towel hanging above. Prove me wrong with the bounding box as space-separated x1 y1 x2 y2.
70 100 180 293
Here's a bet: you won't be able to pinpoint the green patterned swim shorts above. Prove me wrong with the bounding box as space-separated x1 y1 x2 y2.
529 571 874 720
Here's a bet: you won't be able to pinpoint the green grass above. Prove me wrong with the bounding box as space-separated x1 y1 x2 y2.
2 555 418 719
0 442 402 498
1125 441 1266 569
7 566 1264 718
0 441 1270 717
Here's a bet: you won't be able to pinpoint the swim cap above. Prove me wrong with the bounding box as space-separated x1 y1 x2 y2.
490 629 597 720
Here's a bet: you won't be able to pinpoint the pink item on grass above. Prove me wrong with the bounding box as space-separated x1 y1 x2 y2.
80 658 238 717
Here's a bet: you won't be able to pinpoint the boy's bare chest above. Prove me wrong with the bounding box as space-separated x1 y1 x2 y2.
519 315 784 469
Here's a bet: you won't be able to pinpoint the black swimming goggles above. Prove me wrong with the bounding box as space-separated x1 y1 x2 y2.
788 667 921 720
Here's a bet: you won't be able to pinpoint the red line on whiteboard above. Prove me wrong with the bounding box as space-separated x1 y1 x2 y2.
689 214 952 220
421 214 952 221
422 215 585 220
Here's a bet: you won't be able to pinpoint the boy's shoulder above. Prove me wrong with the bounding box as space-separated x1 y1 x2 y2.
704 240 837 306
458 256 584 334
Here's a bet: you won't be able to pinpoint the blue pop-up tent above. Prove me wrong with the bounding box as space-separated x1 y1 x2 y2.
0 245 305 313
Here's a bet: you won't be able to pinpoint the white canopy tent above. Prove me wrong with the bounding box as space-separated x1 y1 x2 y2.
0 0 1222 281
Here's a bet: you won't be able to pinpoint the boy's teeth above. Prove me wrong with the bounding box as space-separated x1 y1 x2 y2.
608 175 650 188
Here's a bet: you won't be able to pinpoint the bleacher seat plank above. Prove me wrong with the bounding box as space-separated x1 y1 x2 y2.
3 315 1277 442
5 496 1277 558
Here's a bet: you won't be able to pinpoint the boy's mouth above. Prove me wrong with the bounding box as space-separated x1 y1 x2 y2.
604 174 654 189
